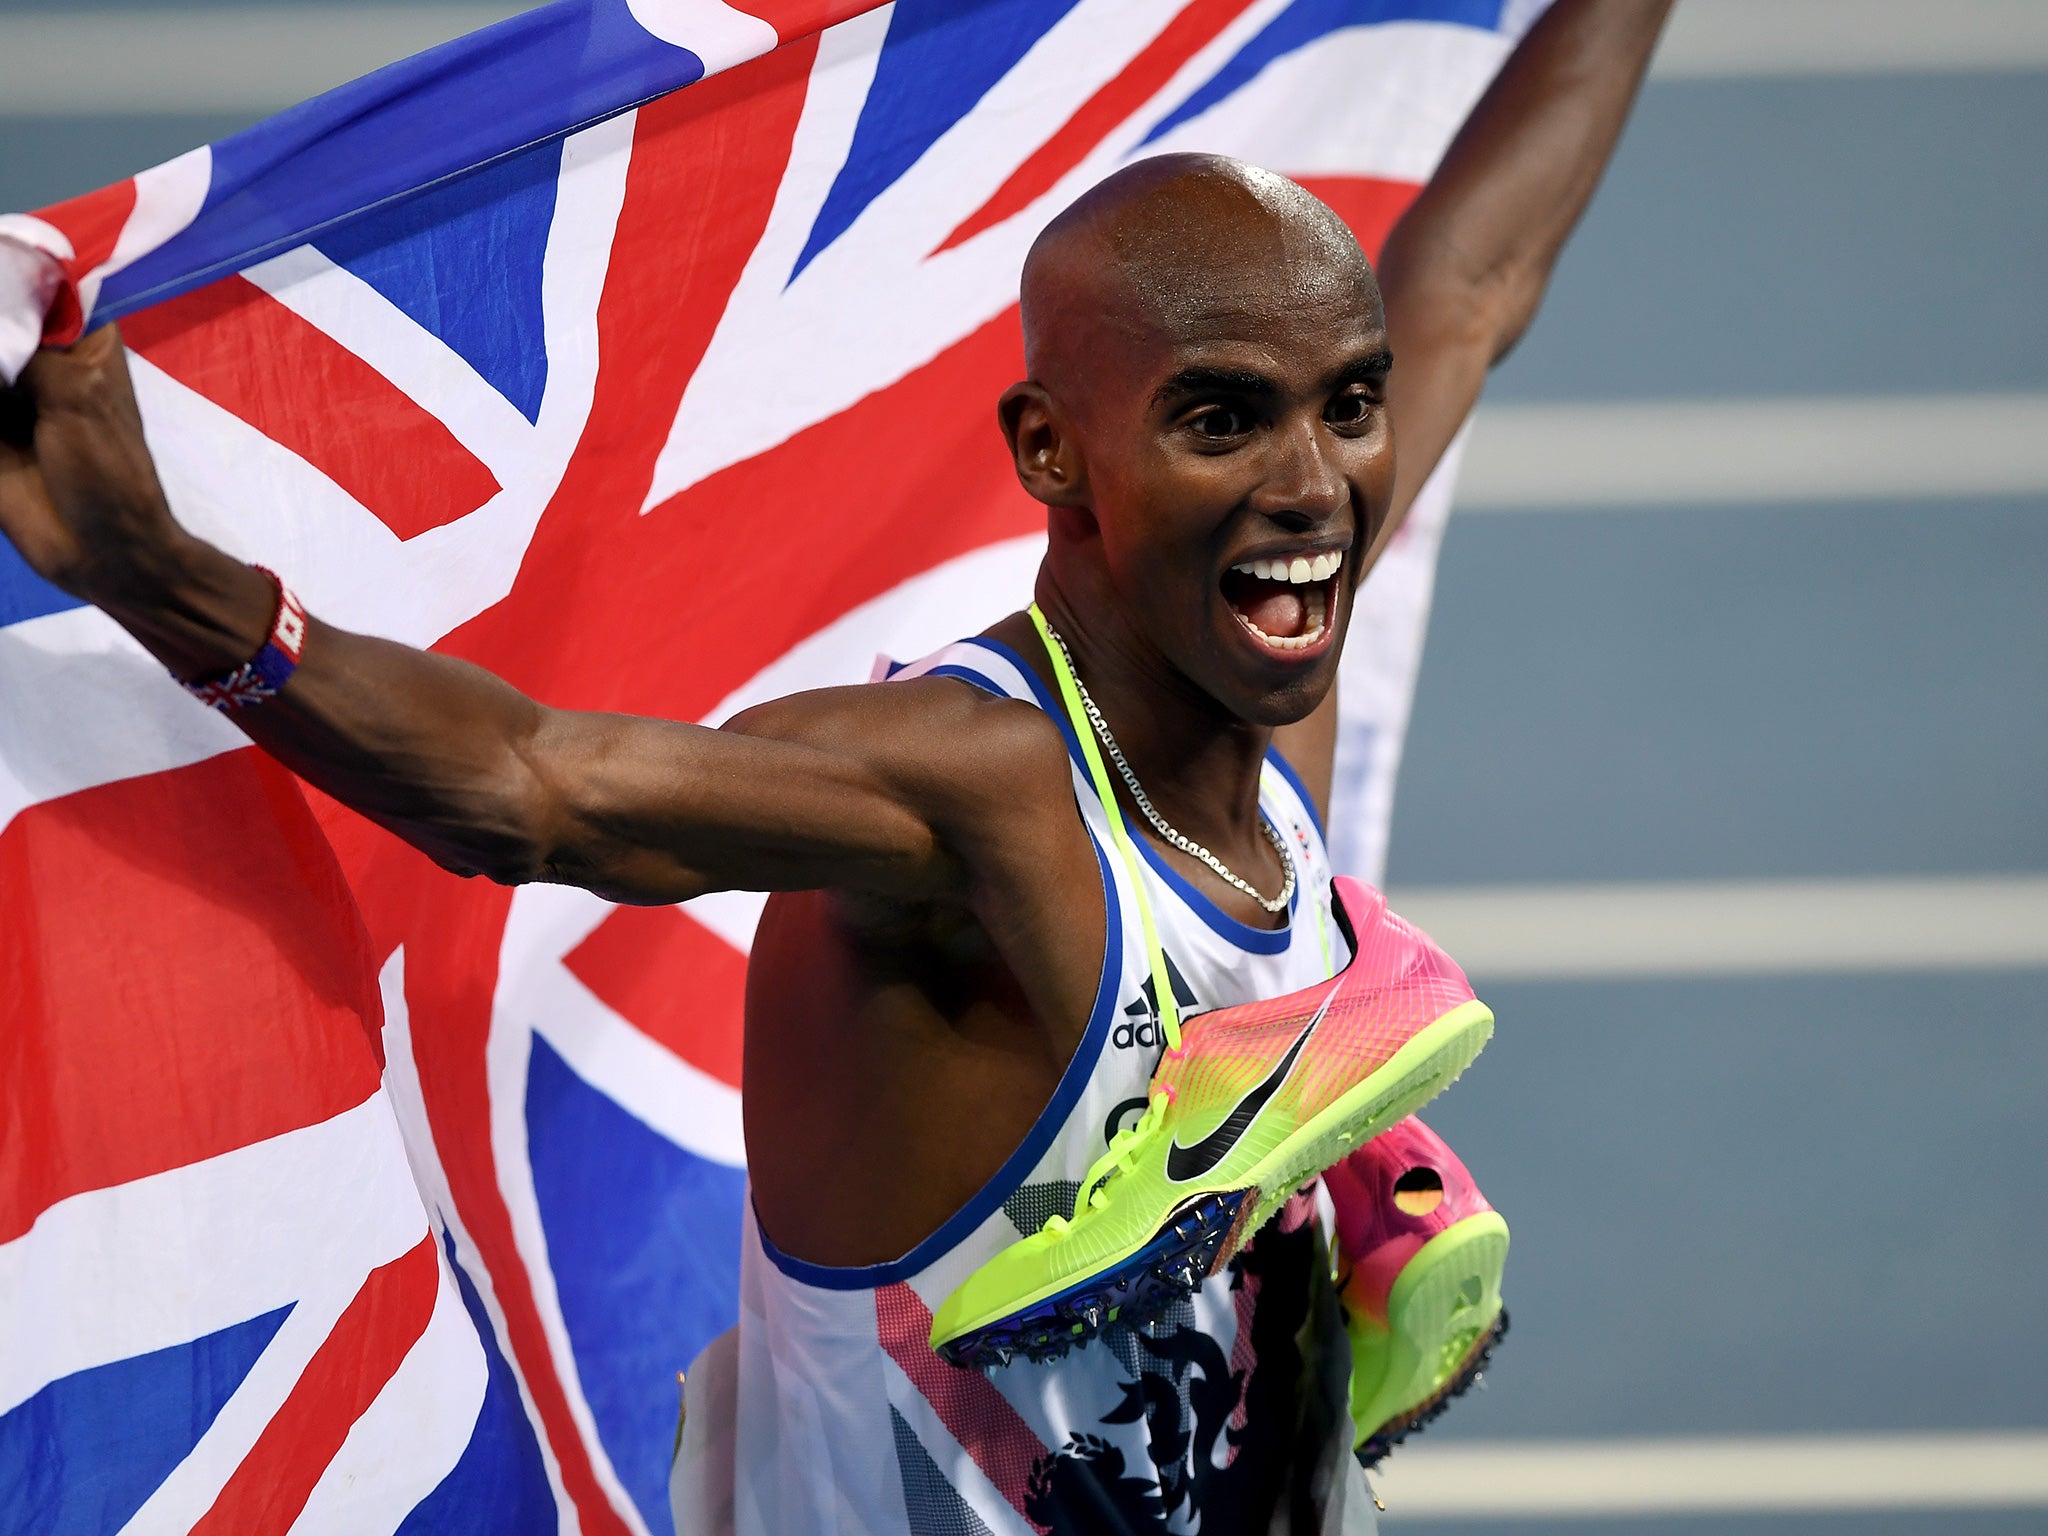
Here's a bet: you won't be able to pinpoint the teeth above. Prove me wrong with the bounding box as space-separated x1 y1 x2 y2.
1234 592 1330 653
1228 548 1338 653
1228 551 1346 585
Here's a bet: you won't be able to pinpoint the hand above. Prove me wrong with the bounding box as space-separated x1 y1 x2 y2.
0 325 185 606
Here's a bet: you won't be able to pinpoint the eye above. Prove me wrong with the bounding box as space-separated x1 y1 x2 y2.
1325 390 1376 428
1188 405 1254 440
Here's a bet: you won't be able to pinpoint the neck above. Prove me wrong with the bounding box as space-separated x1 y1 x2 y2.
1030 574 1272 845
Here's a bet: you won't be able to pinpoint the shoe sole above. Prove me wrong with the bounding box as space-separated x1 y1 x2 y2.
935 999 1494 1369
1354 1210 1511 1466
932 1188 1248 1369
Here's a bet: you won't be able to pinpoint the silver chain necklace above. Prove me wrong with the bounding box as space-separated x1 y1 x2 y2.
1043 619 1296 915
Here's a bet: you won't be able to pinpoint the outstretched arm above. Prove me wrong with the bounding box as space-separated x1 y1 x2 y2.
1277 0 1672 820
0 328 1027 905
1378 0 1672 542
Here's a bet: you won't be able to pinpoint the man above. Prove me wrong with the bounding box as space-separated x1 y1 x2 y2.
0 1 1669 1528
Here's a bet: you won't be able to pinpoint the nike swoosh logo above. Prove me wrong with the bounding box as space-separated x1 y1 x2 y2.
1165 984 1339 1183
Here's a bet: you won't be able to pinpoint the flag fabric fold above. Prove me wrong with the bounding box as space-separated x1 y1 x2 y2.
0 2 1534 1529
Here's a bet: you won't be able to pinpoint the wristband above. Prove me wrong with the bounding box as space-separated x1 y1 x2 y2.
180 567 308 711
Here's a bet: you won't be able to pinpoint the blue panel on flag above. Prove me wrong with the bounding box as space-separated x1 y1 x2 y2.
526 1034 745 1536
319 141 563 424
1143 0 1506 145
102 0 706 323
790 0 1086 281
0 1303 290 1535
396 1232 556 1534
0 543 86 628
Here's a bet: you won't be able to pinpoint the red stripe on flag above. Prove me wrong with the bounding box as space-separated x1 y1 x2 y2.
0 750 384 1246
936 0 1258 253
123 275 502 540
29 177 139 343
34 179 137 276
876 1283 1050 1530
564 905 746 1087
1291 175 1421 264
190 1233 441 1535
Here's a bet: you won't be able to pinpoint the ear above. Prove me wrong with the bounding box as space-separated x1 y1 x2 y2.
997 381 1089 508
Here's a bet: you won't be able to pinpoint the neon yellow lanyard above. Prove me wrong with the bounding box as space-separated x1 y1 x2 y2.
1029 604 1183 1055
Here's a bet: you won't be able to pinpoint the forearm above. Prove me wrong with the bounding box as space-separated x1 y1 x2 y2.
1375 0 1671 539
1383 0 1671 354
98 530 564 882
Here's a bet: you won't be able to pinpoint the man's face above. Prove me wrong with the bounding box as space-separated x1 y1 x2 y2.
1068 256 1393 728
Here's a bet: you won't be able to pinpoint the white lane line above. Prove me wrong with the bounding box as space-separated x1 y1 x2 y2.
1387 875 2048 980
1374 1431 2048 1520
1459 393 2048 511
0 7 533 115
1651 0 2048 79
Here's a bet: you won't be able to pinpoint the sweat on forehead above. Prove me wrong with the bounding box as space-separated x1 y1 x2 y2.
1019 154 1377 379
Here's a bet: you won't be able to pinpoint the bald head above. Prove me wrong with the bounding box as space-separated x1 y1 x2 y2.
1019 154 1380 405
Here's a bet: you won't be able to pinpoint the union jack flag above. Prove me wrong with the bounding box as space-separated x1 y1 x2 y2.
0 1 1539 1529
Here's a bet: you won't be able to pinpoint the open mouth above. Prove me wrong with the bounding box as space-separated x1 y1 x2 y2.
1220 550 1344 655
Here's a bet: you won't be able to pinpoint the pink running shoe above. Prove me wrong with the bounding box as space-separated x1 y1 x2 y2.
1327 1116 1510 1466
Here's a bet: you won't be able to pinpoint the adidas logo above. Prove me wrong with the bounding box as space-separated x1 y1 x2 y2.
1112 1014 1165 1050
1116 952 1203 1053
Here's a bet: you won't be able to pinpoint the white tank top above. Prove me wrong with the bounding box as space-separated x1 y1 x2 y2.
727 635 1371 1536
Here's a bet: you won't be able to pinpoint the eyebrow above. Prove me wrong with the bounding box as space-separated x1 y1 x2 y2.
1151 365 1279 407
1151 348 1395 409
1328 347 1394 389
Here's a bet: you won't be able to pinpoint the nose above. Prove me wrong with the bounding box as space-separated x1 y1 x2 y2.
1254 414 1347 530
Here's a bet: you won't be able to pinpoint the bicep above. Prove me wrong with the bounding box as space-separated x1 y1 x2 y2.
527 700 958 906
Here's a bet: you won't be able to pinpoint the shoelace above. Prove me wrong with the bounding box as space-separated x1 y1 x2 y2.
1040 1090 1170 1239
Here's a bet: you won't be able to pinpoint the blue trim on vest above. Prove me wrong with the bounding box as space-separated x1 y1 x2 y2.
971 637 1089 771
1264 746 1326 840
1128 813 1299 955
924 661 1010 701
755 701 1126 1291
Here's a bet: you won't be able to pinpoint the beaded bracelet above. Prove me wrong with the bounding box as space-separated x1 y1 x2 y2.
180 566 307 711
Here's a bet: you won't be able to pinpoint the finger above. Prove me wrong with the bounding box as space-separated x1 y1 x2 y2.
20 323 136 422
0 436 51 517
0 376 34 452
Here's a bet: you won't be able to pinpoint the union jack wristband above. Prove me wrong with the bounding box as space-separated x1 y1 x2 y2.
180 567 308 711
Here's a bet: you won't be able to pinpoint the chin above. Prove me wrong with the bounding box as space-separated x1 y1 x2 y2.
1201 601 1346 726
1211 646 1341 729
1253 671 1337 728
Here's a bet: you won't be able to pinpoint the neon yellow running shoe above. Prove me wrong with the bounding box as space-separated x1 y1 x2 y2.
931 876 1493 1368
1327 1116 1509 1466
